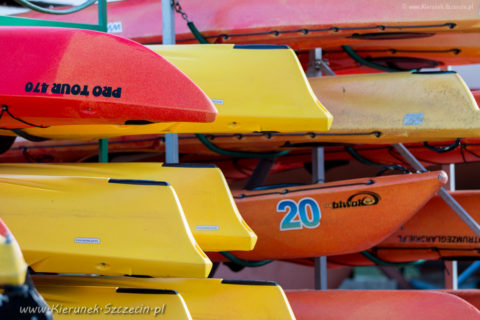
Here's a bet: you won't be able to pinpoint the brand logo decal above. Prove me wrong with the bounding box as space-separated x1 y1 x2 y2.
25 82 122 98
325 191 381 209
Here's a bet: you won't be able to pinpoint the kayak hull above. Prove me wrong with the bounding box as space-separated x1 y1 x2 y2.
210 171 445 261
330 191 480 265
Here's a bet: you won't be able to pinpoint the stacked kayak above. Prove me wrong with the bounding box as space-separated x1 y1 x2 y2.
33 275 295 319
0 163 256 252
2 69 479 160
0 44 332 140
211 171 446 261
5 2 480 319
14 0 480 71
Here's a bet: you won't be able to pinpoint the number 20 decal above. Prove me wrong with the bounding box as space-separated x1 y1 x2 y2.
277 197 321 231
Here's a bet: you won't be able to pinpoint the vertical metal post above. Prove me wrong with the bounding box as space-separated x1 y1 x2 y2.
308 48 328 290
98 139 108 163
96 0 108 162
97 0 108 32
312 148 327 290
306 48 323 78
312 147 325 184
162 0 179 163
443 163 458 289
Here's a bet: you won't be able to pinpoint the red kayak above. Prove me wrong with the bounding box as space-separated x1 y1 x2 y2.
445 290 480 311
286 290 480 320
16 0 480 72
328 191 480 266
0 27 216 129
17 0 480 44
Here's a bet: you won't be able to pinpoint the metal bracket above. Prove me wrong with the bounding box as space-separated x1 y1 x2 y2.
244 157 276 190
306 48 335 77
393 143 480 238
307 48 328 290
98 138 108 163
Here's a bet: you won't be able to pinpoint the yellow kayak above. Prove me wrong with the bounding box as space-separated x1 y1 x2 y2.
33 275 295 320
2 44 332 140
311 71 480 144
167 71 480 150
0 175 211 278
0 218 27 286
34 281 192 319
0 163 256 252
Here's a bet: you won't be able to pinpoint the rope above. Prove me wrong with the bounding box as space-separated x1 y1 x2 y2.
13 0 97 15
346 146 410 174
220 251 273 267
424 139 461 153
361 250 426 267
346 146 385 167
172 0 210 43
375 164 410 176
342 45 412 72
196 134 290 158
0 105 47 129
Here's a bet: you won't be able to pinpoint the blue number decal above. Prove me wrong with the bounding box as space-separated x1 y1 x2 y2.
277 200 302 231
299 198 321 228
277 198 321 231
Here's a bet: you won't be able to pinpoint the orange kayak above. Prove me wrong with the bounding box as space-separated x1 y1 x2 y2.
5 135 480 175
328 191 480 266
319 31 480 72
209 171 445 261
286 290 480 320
